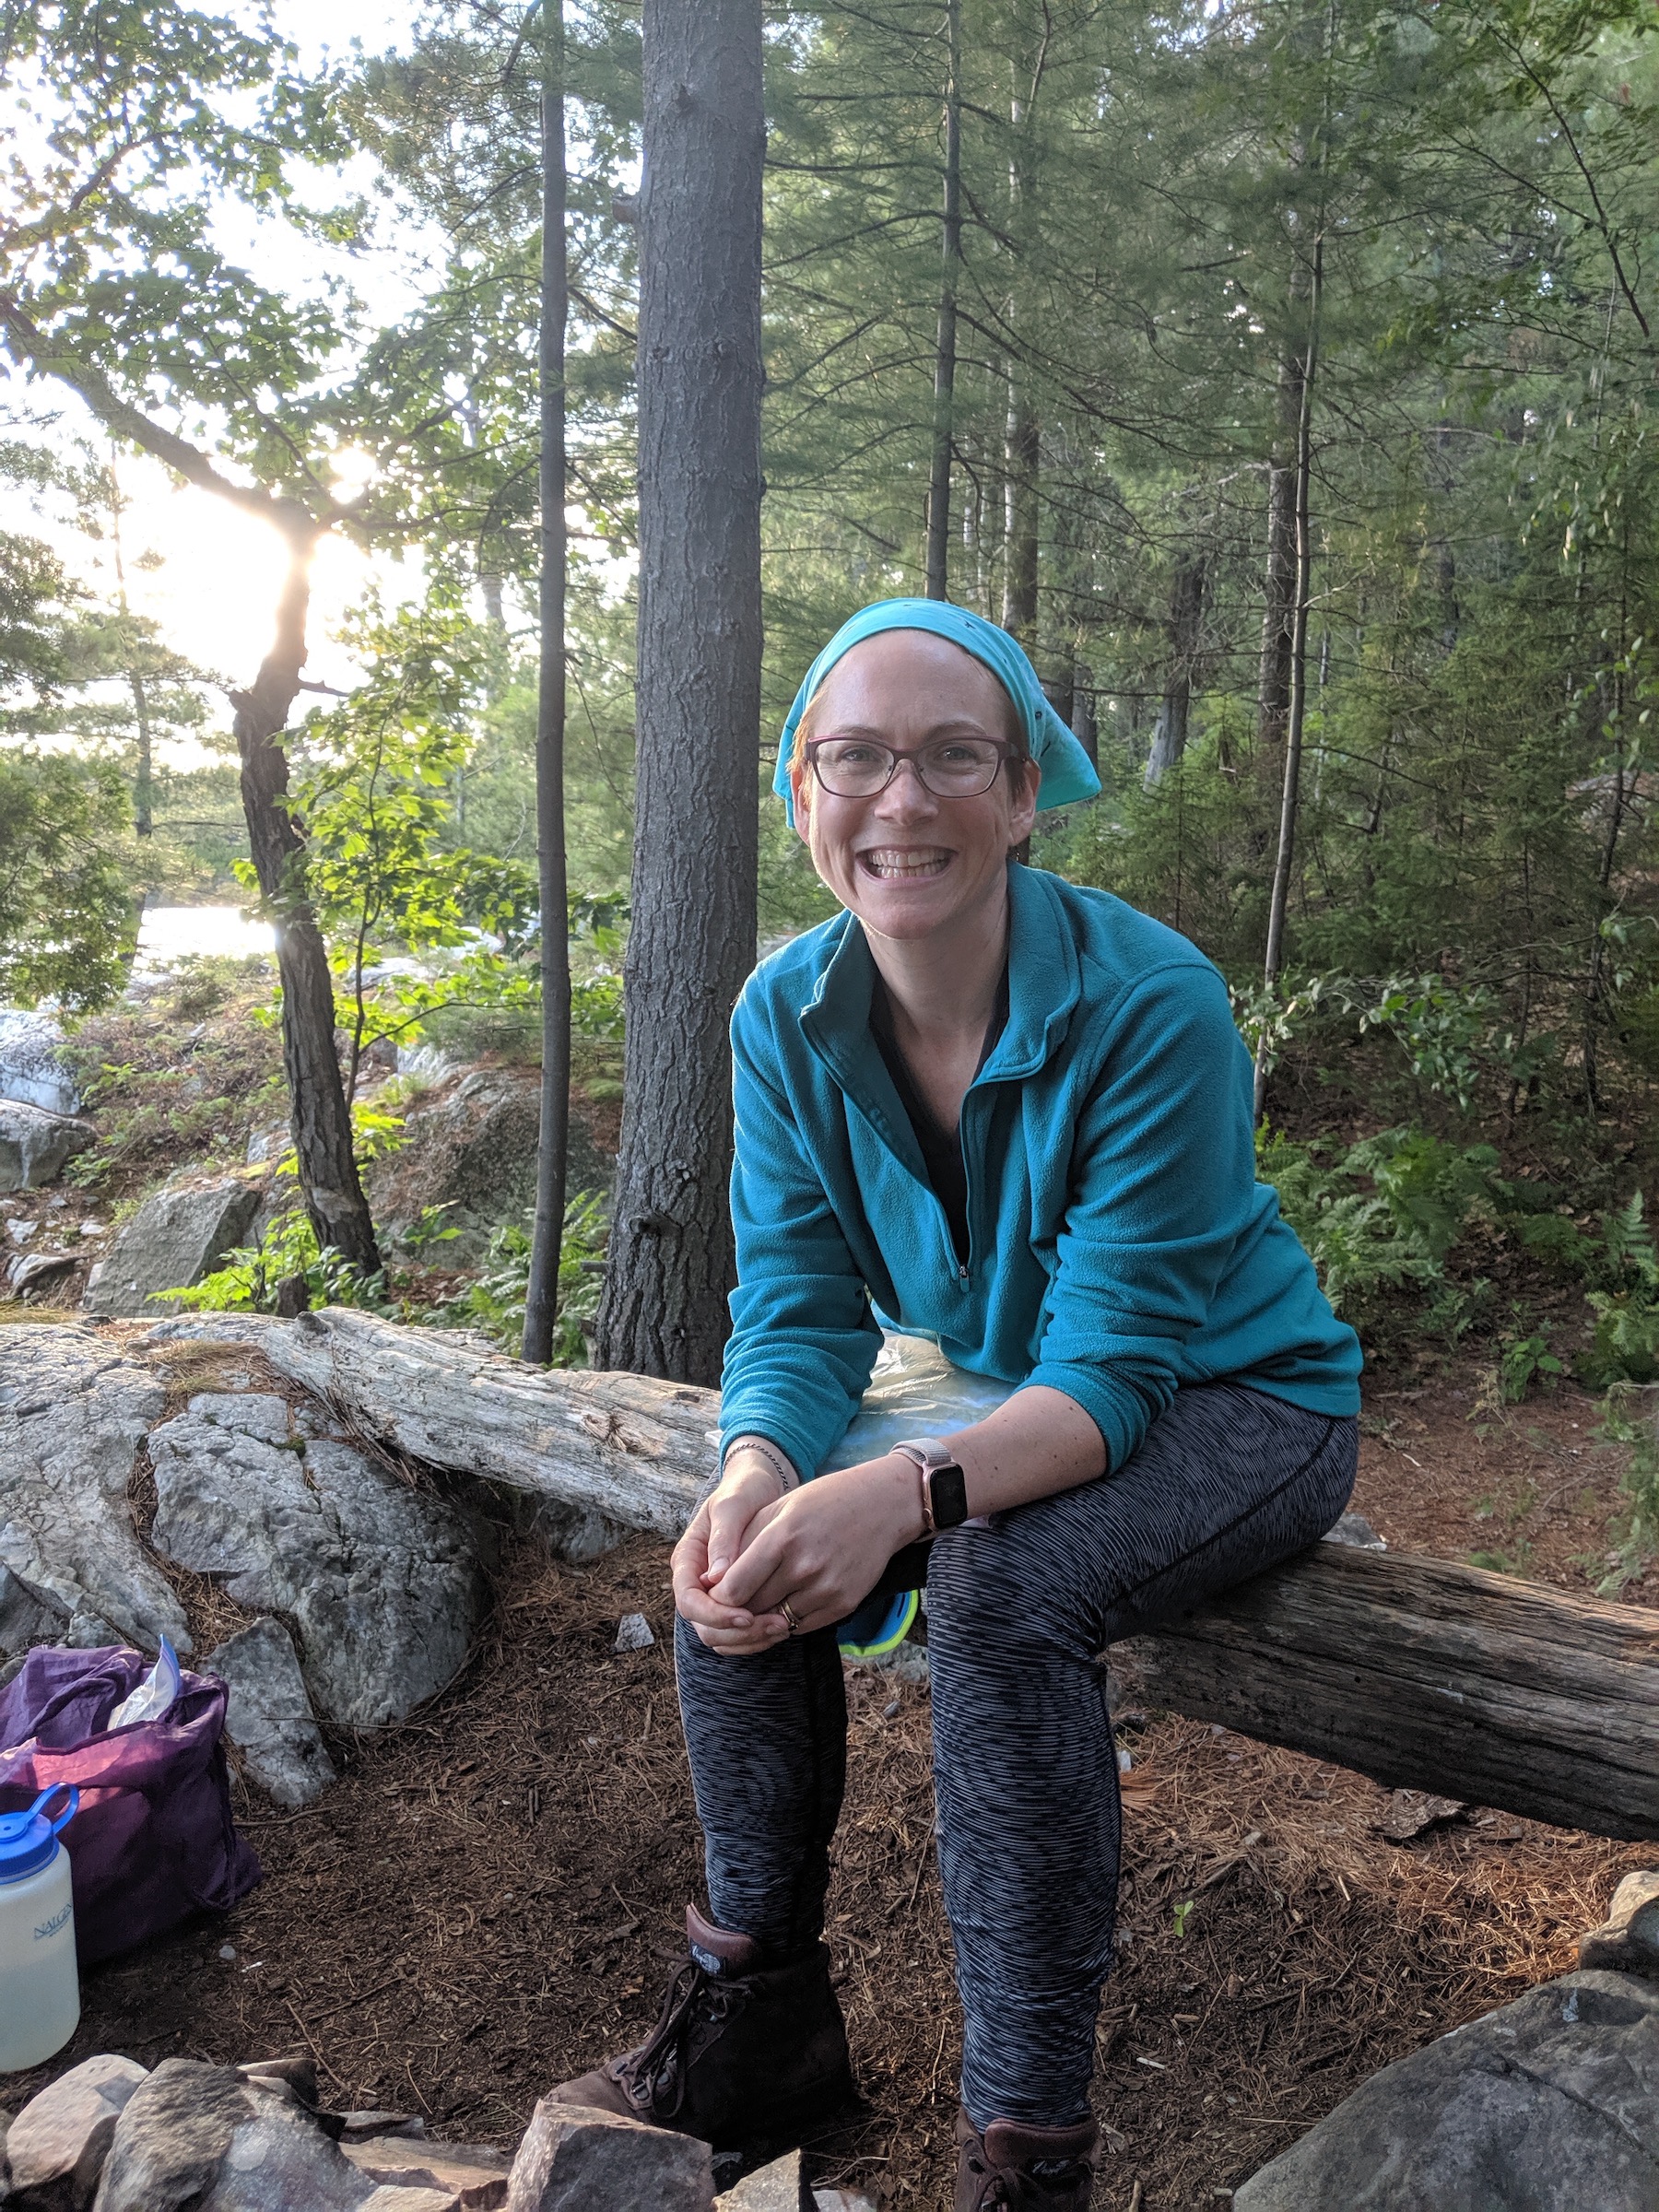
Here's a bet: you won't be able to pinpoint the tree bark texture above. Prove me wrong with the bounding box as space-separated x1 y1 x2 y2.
1001 378 1039 641
143 1311 1659 1841
1116 1539 1659 1841
524 17 573 1367
1254 364 1300 768
594 0 763 1385
230 516 380 1275
1144 549 1207 787
924 0 962 603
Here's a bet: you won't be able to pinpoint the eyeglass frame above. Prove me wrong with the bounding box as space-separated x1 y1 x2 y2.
801 733 1027 801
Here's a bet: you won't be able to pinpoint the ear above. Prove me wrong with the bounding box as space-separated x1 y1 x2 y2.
790 756 813 845
1008 757 1041 849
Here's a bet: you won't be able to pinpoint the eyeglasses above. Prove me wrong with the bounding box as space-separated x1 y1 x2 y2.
805 734 1018 800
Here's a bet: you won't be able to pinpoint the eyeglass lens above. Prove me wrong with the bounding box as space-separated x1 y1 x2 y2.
813 737 1005 797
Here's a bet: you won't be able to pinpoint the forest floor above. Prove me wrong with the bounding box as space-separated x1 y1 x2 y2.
8 1369 1654 2210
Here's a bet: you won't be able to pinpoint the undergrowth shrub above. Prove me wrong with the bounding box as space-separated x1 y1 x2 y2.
161 1206 392 1315
437 1192 609 1365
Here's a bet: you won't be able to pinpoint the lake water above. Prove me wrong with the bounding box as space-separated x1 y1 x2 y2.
135 905 276 971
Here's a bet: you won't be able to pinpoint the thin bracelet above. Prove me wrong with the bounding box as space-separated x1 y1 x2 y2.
723 1434 801 1495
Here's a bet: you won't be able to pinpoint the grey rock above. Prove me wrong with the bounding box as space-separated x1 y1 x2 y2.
86 1182 262 1320
1324 1510 1385 1550
90 2060 421 2212
0 1324 189 1658
7 1250 80 1298
1581 1869 1659 1981
505 2100 714 2212
5 2054 149 2211
1233 1970 1659 2212
0 1103 95 1194
0 1010 80 1118
810 2195 878 2212
149 1393 484 1726
205 1618 335 1807
714 2149 813 2210
613 1611 654 1653
343 2137 509 2209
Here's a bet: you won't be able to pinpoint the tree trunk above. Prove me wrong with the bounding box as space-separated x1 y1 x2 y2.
1254 356 1301 765
593 0 763 1384
1001 377 1039 641
924 0 962 602
1144 547 1207 787
230 514 380 1275
523 9 572 1367
1254 235 1323 1122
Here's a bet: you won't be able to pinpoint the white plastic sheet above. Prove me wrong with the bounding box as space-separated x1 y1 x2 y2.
819 1331 1016 1472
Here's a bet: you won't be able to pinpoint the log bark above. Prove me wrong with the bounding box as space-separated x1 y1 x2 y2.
146 1309 712 1537
1117 1540 1659 1841
141 1312 1659 1840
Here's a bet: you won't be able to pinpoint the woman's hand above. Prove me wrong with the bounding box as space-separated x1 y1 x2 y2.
705 1454 924 1638
672 1456 794 1654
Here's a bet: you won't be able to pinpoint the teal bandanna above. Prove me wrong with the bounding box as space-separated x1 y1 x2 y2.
772 598 1101 828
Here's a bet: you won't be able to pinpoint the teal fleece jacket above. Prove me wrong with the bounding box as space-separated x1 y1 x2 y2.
720 865 1361 1479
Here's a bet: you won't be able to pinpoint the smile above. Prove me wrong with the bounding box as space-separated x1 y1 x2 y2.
857 848 953 879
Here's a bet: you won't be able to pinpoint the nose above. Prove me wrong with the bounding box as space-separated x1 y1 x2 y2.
873 755 938 820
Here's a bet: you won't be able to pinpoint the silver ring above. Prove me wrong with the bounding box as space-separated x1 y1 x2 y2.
780 1599 801 1634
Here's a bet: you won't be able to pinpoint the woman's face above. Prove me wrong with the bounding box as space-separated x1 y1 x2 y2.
792 631 1041 944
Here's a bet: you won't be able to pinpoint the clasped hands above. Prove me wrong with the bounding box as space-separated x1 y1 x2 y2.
672 1448 924 1654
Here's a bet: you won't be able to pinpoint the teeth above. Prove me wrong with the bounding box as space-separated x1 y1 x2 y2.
861 850 949 877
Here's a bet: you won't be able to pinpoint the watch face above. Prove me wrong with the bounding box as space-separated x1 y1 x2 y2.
929 1463 970 1530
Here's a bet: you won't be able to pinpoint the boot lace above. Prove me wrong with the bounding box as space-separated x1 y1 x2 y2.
614 1959 745 2120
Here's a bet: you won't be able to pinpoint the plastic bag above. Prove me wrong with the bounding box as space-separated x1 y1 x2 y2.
822 1331 1015 1472
106 1633 182 1730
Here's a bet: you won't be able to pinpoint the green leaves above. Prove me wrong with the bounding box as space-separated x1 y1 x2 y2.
0 746 134 1009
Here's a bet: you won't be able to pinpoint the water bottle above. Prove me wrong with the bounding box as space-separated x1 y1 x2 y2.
0 1785 81 2072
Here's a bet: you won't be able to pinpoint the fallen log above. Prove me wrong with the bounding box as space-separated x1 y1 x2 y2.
1116 1545 1659 1841
141 1310 1659 1840
141 1308 712 1536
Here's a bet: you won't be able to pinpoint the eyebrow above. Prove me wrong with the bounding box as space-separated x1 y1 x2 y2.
809 717 999 740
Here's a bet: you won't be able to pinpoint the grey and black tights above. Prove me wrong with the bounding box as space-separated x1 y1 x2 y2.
674 1382 1358 2132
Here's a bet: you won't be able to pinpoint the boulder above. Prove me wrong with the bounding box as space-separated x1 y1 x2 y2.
4 2053 149 2211
0 1102 95 1193
504 2100 714 2212
0 1009 80 1117
713 2150 813 2210
1580 1869 1659 1981
205 1618 336 1808
89 2058 459 2212
86 1181 262 1319
342 2137 509 2209
149 1394 485 1727
1233 1969 1659 2212
0 1324 189 1659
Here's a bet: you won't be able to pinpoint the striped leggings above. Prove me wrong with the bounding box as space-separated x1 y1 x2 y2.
674 1382 1358 2130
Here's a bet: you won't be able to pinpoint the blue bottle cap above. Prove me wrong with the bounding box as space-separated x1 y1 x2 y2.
0 1785 78 1885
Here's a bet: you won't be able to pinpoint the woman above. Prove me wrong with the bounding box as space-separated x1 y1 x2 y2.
555 601 1361 2210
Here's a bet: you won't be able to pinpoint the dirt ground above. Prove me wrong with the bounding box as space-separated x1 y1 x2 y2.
6 1378 1654 2210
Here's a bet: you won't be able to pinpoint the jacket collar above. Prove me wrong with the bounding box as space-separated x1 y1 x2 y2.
797 865 1081 1130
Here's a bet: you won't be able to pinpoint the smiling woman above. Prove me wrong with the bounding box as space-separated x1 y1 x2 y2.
549 598 1363 2211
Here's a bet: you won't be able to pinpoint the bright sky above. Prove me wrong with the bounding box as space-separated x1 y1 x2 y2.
16 0 465 748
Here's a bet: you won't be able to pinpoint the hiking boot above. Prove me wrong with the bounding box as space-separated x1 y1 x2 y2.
550 1904 855 2149
954 2108 1100 2211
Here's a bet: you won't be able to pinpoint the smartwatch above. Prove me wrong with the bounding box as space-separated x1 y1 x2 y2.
890 1437 971 1534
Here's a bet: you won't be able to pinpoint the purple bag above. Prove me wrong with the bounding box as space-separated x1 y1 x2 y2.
0 1645 262 1963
